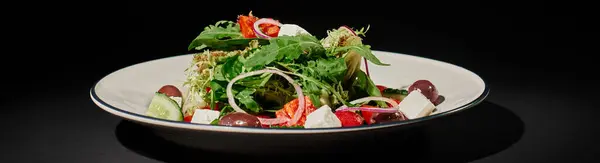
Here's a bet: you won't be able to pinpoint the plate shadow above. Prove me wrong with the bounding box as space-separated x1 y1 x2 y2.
115 100 524 162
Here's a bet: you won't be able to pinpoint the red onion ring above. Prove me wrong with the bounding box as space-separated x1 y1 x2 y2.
336 106 400 113
253 18 282 39
340 25 357 36
335 96 399 111
349 96 399 108
257 116 290 125
226 69 305 126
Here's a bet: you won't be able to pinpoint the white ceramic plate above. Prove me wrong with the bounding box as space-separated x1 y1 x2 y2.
90 50 488 134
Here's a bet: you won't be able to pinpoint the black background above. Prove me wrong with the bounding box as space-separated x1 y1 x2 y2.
2 0 599 162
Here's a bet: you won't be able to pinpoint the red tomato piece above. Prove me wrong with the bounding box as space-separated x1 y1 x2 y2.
237 15 258 38
259 23 280 37
201 102 220 111
361 111 377 125
376 85 387 94
275 96 317 126
360 105 378 125
335 111 364 127
184 114 193 122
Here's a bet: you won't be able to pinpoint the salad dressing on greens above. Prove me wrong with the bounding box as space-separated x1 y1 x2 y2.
145 12 443 129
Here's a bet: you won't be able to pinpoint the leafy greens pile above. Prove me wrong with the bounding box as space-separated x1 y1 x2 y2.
182 17 390 118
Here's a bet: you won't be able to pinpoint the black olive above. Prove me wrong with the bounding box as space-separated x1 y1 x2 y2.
408 80 439 104
157 85 182 97
218 112 261 127
373 112 408 124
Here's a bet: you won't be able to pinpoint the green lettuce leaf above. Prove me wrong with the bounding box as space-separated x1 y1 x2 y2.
334 44 389 66
187 20 269 51
350 70 387 107
244 34 325 68
221 55 244 81
302 58 347 84
235 88 261 113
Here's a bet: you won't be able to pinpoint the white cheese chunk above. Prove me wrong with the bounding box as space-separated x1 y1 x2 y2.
304 105 342 128
278 24 311 37
190 109 220 124
398 90 436 119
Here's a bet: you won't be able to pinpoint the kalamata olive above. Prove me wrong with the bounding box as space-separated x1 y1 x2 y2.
218 112 262 127
408 80 439 103
157 85 182 97
373 112 408 124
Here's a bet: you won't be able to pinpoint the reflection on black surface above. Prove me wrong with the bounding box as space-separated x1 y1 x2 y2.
115 101 524 162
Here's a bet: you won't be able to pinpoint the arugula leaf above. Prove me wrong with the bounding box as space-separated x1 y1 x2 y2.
271 36 304 61
188 21 242 50
218 105 234 119
290 57 347 109
236 73 273 88
222 55 244 81
302 58 347 83
297 35 327 60
254 78 296 109
244 34 325 68
188 20 269 51
235 88 262 113
308 93 322 108
213 65 226 81
283 72 352 107
244 43 279 68
350 70 387 107
209 80 230 101
334 44 390 66
211 76 262 109
210 88 216 110
190 38 269 51
210 119 219 125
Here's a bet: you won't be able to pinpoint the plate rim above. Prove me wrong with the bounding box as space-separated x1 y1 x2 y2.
90 50 490 134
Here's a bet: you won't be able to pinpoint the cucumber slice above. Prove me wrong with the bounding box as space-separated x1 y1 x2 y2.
146 92 183 121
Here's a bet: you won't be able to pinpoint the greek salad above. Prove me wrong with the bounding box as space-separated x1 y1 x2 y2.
145 12 443 129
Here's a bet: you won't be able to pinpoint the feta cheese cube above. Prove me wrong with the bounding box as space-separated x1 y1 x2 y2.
190 109 220 124
304 105 342 128
278 24 311 37
398 90 436 119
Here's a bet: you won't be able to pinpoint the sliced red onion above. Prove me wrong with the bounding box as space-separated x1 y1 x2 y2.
349 96 399 108
336 106 400 113
257 116 290 125
335 96 399 111
226 69 305 125
340 25 357 36
253 18 282 39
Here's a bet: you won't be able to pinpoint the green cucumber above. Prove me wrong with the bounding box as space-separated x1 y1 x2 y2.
382 88 408 101
145 92 183 121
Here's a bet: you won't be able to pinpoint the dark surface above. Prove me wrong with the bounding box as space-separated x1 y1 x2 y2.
3 1 599 162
